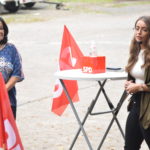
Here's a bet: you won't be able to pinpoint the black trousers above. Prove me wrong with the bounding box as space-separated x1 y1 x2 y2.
124 93 150 150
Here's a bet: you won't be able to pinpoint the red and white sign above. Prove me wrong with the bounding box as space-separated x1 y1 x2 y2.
82 56 106 74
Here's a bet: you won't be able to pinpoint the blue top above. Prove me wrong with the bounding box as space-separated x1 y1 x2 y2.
0 43 24 106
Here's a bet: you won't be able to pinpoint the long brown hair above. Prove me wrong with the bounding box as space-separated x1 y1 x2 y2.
125 16 150 73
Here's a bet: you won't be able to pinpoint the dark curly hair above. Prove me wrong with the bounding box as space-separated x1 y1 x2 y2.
0 17 8 45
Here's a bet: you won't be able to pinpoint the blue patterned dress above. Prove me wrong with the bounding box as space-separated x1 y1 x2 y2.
0 43 24 107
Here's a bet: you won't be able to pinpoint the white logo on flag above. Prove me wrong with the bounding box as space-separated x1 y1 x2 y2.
13 144 21 150
68 47 77 67
4 119 16 149
4 119 21 150
53 79 63 98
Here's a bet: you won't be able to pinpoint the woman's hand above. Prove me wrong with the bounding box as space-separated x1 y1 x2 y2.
6 76 20 91
125 80 141 94
124 80 133 89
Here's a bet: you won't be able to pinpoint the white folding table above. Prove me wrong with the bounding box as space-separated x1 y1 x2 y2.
54 69 128 150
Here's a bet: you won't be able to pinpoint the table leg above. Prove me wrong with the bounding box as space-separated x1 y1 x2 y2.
60 78 128 150
99 81 125 135
97 90 128 150
69 80 107 150
60 79 93 150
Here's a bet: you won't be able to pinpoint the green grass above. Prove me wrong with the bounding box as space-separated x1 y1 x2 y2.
56 0 114 2
2 0 150 24
112 1 150 7
49 0 150 8
2 14 46 24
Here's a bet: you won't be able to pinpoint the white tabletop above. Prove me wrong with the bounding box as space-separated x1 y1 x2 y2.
54 69 127 81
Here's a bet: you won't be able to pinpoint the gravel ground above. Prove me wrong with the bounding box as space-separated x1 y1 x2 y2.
1 1 150 150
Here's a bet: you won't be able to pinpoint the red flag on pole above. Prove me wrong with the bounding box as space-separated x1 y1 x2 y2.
52 25 84 115
0 73 24 150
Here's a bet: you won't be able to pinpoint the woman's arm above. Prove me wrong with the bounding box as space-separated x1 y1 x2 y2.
139 83 150 92
125 82 150 94
6 76 20 91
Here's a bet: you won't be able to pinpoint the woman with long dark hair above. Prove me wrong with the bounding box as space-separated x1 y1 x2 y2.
124 16 150 150
0 17 24 118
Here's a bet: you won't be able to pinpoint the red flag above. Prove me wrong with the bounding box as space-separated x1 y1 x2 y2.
0 73 24 150
52 25 84 115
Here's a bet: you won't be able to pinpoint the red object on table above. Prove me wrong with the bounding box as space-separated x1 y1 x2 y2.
82 56 106 74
